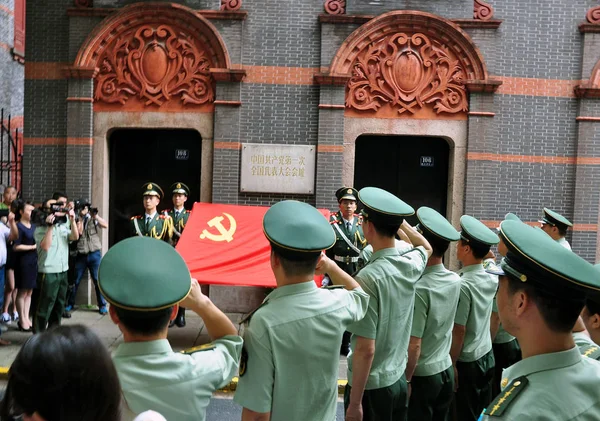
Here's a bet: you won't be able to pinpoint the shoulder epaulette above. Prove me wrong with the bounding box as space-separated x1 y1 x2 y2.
181 343 216 354
322 285 344 290
130 215 142 220
580 344 600 361
239 301 268 325
484 376 528 417
330 212 339 222
159 214 171 220
165 209 173 213
185 209 191 214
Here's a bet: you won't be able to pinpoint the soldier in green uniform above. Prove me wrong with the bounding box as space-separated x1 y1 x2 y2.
576 291 600 360
234 200 369 421
325 186 368 355
344 187 432 421
539 207 572 250
167 182 191 328
130 182 173 242
479 220 600 420
326 187 367 275
98 237 242 421
450 215 499 421
406 207 462 421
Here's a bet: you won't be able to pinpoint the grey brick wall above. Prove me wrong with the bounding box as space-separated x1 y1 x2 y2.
22 144 66 201
346 0 472 18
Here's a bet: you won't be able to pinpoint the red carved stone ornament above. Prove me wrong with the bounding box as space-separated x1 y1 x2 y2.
96 25 214 107
74 0 92 7
347 33 468 115
587 6 600 24
220 0 242 12
324 0 346 15
73 3 234 112
327 11 495 119
474 0 494 21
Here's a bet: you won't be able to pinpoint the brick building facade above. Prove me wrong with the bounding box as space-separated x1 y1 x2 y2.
0 0 24 189
19 0 600 306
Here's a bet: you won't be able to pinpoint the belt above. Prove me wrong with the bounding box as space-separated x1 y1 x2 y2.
334 255 359 264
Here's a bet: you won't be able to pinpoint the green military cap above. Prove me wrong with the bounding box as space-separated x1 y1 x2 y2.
170 182 190 196
358 187 414 225
460 215 499 247
486 220 600 299
142 182 164 199
336 187 358 202
98 237 191 311
263 200 336 259
416 207 460 242
539 207 572 230
497 212 521 231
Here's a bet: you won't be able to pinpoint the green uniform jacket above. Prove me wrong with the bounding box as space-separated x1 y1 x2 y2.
167 208 191 246
348 246 428 390
130 213 173 243
234 282 369 421
326 212 367 275
573 331 600 361
114 337 242 421
480 347 600 420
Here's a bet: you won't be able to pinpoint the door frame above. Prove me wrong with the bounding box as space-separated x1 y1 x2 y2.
343 117 467 270
93 111 214 251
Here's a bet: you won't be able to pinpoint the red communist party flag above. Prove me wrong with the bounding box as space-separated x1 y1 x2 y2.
176 203 330 288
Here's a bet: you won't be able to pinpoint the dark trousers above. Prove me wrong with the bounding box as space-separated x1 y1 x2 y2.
492 340 521 397
67 251 106 308
454 350 495 421
33 271 68 333
344 374 408 421
408 366 454 421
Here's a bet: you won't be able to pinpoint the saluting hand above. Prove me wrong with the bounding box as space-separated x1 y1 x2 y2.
180 278 210 312
315 252 332 275
345 402 363 421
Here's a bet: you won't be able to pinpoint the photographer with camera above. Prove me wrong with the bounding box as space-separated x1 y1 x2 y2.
65 200 108 315
33 198 79 333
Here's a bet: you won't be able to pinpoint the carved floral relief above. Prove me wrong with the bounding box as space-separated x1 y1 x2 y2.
94 25 215 108
346 33 468 116
220 0 242 12
473 0 494 21
587 6 600 24
324 0 346 15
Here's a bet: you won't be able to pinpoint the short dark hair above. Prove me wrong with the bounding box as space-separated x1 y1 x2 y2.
557 226 568 237
365 218 400 238
52 191 67 201
586 297 600 317
425 234 450 258
271 246 320 277
0 325 121 421
459 239 490 260
504 275 584 333
114 306 174 336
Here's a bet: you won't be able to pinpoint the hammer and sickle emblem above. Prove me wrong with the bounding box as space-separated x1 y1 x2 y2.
199 213 237 242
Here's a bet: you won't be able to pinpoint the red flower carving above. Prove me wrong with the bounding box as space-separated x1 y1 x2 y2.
474 0 494 21
587 6 600 24
324 0 346 15
220 0 242 12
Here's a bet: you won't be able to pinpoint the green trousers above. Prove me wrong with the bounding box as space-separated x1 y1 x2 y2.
33 271 68 333
491 339 521 397
408 366 454 421
344 374 408 421
454 350 495 421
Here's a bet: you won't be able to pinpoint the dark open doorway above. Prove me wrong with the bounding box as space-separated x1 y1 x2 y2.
109 128 202 246
354 135 450 224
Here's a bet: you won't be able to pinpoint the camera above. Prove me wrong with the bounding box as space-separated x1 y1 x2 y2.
32 201 69 226
74 199 98 216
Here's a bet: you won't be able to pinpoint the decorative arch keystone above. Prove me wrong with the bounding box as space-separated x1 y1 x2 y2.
74 3 238 111
322 11 499 118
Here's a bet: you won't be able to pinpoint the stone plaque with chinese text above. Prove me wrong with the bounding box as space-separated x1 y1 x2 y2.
240 144 316 194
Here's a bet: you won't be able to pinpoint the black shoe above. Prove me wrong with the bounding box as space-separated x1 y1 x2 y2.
17 322 32 332
175 307 186 328
62 311 72 319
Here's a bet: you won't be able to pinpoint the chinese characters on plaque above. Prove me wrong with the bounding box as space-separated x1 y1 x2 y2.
240 143 316 194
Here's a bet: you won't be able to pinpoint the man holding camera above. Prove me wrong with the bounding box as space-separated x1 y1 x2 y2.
65 201 108 315
33 199 79 333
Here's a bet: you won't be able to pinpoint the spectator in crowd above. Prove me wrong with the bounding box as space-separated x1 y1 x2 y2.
0 207 16 346
65 201 108 315
1 186 18 325
0 324 122 421
33 198 78 333
12 199 37 332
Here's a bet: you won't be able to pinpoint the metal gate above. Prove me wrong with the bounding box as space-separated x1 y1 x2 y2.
0 109 22 194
